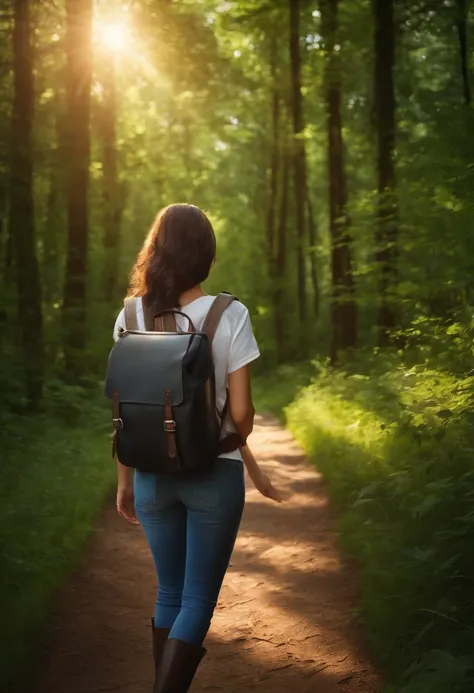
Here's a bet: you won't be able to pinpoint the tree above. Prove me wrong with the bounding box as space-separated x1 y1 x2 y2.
42 90 67 306
274 131 290 363
62 0 93 377
99 50 123 304
320 0 357 361
9 0 43 407
306 193 319 317
289 0 308 336
264 33 292 361
265 35 279 283
374 0 398 344
456 0 471 105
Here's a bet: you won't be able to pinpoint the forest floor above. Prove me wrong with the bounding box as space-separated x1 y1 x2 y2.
32 414 381 693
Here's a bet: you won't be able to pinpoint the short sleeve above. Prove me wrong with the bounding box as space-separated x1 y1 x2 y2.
113 308 125 342
228 308 260 374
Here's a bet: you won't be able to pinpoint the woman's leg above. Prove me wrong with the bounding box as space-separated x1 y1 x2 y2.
134 471 186 629
169 459 245 645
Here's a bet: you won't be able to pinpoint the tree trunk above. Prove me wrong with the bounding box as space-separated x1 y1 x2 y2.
42 96 66 306
62 0 92 377
274 144 290 364
306 194 320 317
43 163 60 304
0 169 9 275
265 38 279 278
9 0 43 408
374 0 398 344
4 229 13 276
289 0 307 333
456 0 471 105
100 53 122 304
321 0 357 363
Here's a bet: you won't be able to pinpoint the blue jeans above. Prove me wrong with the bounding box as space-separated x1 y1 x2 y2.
134 459 245 646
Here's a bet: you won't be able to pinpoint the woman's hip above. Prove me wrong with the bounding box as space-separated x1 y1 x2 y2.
134 458 245 516
179 458 245 517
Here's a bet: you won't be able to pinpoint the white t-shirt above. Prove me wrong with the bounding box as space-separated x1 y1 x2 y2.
113 295 260 461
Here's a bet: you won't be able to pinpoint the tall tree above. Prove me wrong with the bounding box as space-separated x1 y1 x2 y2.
100 51 122 303
9 0 43 407
0 147 9 278
456 0 471 105
62 0 93 377
289 0 308 335
374 0 398 344
42 93 67 306
0 6 13 280
321 0 357 362
306 194 319 317
265 35 279 283
274 136 290 363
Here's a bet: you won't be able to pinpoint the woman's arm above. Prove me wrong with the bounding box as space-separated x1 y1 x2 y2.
241 444 283 503
116 459 139 524
227 363 255 441
117 459 133 489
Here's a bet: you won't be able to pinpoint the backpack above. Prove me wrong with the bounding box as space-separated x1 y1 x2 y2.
105 293 244 474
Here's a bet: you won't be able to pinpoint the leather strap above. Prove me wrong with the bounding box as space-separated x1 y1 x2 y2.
143 300 155 331
201 293 245 455
155 313 178 332
219 432 245 454
164 389 179 461
123 297 139 331
142 301 177 331
140 304 180 464
202 293 238 348
154 309 196 333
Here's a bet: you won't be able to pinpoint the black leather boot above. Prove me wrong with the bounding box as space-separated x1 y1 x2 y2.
151 618 171 691
153 637 206 693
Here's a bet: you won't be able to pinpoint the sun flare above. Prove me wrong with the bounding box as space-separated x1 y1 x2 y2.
97 20 131 52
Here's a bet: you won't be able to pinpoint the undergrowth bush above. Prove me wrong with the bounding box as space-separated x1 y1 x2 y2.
0 389 115 693
256 351 474 693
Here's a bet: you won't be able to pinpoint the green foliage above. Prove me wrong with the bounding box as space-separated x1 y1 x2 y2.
253 360 318 414
257 340 474 692
396 650 474 693
0 396 115 693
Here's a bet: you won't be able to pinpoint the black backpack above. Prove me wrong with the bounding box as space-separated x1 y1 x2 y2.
105 293 243 474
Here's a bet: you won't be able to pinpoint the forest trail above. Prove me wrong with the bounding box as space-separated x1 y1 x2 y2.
33 415 380 693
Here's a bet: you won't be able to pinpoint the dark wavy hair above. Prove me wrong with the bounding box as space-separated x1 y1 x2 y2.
128 203 216 313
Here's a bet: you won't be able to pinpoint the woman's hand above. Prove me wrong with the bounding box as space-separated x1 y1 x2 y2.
241 443 283 504
116 484 140 525
249 468 283 504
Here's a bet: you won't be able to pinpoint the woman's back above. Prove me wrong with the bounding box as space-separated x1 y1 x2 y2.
113 294 259 460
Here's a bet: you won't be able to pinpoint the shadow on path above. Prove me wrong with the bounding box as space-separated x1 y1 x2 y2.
32 415 380 693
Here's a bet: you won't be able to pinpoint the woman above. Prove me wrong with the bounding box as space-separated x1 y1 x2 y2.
112 203 281 693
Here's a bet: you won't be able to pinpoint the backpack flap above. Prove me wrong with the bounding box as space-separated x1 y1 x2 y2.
105 331 194 405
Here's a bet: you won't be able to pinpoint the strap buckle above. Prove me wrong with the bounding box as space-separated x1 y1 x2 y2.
113 417 124 430
164 420 176 433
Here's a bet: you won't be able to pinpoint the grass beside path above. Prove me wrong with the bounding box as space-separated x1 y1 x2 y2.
254 357 474 693
0 393 115 693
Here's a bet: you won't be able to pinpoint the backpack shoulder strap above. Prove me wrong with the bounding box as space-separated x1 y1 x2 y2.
123 297 139 331
202 292 244 455
201 292 238 347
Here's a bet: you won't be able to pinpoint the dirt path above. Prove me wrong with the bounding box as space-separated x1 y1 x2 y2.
33 415 380 693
